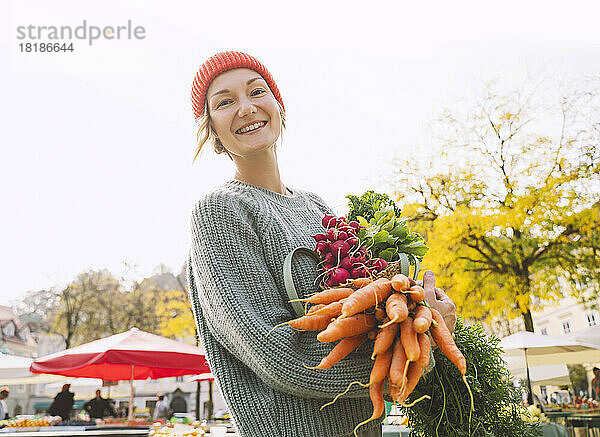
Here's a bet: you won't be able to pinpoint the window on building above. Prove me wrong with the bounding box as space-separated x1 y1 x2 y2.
561 319 572 334
175 376 184 382
2 322 15 338
586 312 598 327
540 327 548 336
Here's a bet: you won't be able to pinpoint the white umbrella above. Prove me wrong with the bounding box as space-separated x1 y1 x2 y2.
0 354 67 385
573 324 600 347
0 354 33 379
510 364 571 386
184 372 214 383
500 331 600 403
44 378 131 400
500 331 600 366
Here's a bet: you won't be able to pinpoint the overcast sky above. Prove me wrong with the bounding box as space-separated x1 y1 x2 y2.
2 0 600 303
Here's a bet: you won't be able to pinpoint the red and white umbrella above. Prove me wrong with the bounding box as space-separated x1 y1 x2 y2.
185 372 214 382
31 328 210 420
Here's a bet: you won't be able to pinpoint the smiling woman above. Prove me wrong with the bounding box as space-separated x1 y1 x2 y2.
186 51 385 437
186 51 455 437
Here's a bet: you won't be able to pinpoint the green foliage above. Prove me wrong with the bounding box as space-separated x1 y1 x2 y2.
568 364 589 396
403 320 541 437
350 198 428 263
346 190 402 222
392 78 600 330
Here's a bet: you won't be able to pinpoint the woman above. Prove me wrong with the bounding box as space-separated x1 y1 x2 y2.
187 51 457 437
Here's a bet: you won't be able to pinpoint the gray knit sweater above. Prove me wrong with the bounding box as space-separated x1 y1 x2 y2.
187 179 382 437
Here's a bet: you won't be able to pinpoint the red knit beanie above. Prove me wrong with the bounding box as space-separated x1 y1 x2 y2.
191 51 285 122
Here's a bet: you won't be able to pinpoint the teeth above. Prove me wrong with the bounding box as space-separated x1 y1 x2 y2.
237 121 265 134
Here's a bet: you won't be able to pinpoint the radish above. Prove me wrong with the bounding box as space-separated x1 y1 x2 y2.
324 252 334 264
324 262 335 271
330 268 350 285
371 258 388 271
330 240 351 258
325 228 338 241
313 233 326 242
325 277 336 288
322 214 337 228
340 256 353 270
347 236 358 246
351 266 368 278
338 231 348 241
315 240 329 254
349 221 360 231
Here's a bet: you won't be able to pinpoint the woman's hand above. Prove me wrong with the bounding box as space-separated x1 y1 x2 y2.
422 270 457 334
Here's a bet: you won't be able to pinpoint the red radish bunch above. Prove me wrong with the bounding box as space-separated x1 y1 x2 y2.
313 213 389 287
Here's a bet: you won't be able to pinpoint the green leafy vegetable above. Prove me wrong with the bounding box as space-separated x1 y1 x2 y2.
402 320 542 437
347 191 428 262
346 191 402 222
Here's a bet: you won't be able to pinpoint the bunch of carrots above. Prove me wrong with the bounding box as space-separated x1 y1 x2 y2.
268 271 473 436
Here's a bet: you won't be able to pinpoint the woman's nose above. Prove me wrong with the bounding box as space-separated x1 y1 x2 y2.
237 97 257 117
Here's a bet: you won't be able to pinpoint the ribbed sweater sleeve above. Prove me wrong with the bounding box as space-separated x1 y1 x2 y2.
188 182 375 400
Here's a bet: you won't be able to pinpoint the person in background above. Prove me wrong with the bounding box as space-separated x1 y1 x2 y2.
0 387 10 420
153 394 169 420
592 367 600 401
84 390 117 419
48 383 74 421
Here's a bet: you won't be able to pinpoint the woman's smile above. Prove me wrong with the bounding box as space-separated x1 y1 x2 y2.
235 120 267 135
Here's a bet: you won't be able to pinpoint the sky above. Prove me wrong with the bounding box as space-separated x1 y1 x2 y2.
1 0 600 303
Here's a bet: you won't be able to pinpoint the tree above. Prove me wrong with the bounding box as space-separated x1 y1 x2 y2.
15 264 196 348
155 289 195 339
50 270 119 348
389 76 600 331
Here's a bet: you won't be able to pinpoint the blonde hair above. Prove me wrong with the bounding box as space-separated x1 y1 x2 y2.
193 100 286 163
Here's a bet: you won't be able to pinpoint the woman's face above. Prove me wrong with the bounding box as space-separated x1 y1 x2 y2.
207 68 282 157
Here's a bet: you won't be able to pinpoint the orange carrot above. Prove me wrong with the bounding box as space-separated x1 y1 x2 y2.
400 318 420 362
341 278 393 318
389 338 407 388
397 333 431 400
371 321 399 359
307 304 326 314
353 380 385 437
303 334 366 370
266 314 333 338
412 305 433 333
379 293 408 328
289 287 354 305
367 347 393 386
367 329 379 341
405 285 425 303
416 333 431 369
391 273 411 292
308 298 347 317
430 308 466 375
317 313 376 342
430 309 474 418
349 277 373 288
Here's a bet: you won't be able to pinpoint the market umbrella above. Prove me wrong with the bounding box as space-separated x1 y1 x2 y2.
500 331 600 403
573 324 600 347
510 364 571 387
30 328 210 420
185 372 214 382
0 354 74 385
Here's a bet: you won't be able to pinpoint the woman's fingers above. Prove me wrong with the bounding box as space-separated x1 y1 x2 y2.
422 271 436 304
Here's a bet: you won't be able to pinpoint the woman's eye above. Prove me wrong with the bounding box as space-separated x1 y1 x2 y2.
251 88 266 96
216 99 231 108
